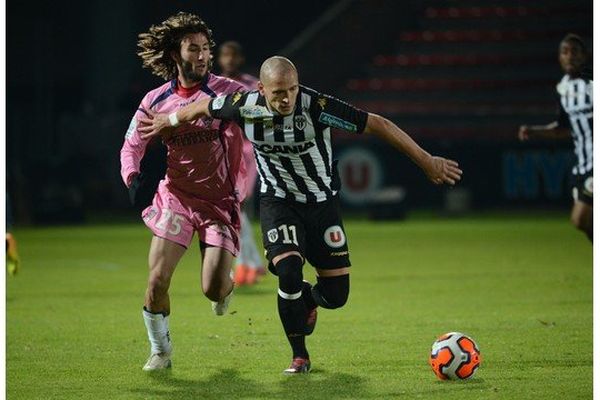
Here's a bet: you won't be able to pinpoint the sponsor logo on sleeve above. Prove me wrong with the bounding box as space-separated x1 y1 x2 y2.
125 117 137 139
323 225 346 248
212 95 226 110
240 105 273 120
318 112 357 132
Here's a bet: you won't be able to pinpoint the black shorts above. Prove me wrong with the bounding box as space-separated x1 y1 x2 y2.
260 195 350 270
572 171 593 206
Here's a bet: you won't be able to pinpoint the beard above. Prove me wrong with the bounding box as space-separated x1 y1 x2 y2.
181 60 206 82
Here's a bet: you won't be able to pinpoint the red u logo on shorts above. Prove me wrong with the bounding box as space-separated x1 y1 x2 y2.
330 231 342 243
324 225 346 248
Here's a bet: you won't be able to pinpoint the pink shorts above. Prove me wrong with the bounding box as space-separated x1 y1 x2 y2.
142 182 241 256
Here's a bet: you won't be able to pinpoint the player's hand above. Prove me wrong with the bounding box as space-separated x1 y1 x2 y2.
518 125 531 141
423 156 463 186
138 111 176 140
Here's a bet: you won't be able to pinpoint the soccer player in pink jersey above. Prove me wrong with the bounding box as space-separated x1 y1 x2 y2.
217 41 266 286
119 12 248 371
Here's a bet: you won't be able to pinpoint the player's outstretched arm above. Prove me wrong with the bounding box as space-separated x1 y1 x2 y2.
518 122 570 141
138 97 212 140
363 113 463 185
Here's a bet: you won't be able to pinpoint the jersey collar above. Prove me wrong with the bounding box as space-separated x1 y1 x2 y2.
173 73 212 98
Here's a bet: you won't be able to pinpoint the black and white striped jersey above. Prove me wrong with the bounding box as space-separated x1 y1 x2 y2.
208 85 368 203
556 73 593 175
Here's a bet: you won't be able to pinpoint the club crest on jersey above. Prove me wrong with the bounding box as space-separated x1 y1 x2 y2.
324 225 346 248
267 229 279 243
294 115 307 130
240 105 273 120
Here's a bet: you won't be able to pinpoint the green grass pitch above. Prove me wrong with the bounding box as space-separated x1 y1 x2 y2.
7 213 592 399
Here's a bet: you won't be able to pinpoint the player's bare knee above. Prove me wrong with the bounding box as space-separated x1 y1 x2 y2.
147 270 171 296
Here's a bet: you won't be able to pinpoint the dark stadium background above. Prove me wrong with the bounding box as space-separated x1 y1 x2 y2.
6 0 592 224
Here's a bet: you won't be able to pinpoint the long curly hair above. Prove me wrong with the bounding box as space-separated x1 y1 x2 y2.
137 12 215 80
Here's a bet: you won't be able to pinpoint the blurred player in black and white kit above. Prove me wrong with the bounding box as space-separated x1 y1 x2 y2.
519 34 593 242
138 56 462 374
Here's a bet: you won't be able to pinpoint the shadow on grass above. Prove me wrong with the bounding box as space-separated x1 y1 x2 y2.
393 377 491 397
130 367 369 400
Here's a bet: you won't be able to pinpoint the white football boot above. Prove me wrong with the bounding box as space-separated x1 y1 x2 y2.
142 352 172 371
211 289 233 316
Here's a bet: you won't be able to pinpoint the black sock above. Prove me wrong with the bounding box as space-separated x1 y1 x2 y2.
276 255 309 359
302 281 317 311
278 295 309 359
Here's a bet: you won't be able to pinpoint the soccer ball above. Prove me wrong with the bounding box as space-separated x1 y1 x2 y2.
429 332 481 380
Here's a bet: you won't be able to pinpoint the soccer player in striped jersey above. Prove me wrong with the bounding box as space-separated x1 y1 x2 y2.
519 34 593 242
217 41 266 286
120 13 249 371
138 56 462 374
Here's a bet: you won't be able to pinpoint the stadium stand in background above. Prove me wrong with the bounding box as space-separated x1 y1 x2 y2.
284 0 591 212
343 0 592 141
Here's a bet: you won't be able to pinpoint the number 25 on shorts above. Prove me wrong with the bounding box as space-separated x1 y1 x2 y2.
155 209 183 235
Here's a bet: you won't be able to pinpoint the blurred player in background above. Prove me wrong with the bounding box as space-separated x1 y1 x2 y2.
120 12 248 371
218 41 260 89
217 41 265 286
519 34 593 242
139 56 462 374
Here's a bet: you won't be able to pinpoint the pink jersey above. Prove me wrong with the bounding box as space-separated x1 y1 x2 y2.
229 72 259 198
120 74 247 202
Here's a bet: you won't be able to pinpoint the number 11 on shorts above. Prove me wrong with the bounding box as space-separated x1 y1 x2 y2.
278 224 298 245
